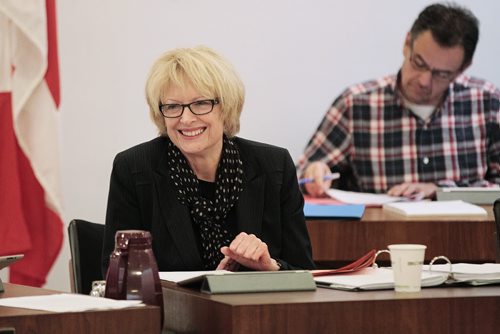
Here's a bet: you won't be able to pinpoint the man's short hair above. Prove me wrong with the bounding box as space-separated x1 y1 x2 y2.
410 3 479 68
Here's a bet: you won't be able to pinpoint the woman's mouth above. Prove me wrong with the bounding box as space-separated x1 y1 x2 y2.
179 128 206 137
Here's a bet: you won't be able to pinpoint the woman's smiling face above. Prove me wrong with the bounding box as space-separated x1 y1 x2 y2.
161 81 224 162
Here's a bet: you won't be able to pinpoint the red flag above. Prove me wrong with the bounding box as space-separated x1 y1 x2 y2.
0 0 63 287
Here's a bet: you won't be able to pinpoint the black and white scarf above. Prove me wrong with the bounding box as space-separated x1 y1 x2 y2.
166 136 244 269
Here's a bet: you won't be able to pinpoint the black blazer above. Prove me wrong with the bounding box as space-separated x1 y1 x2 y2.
102 136 315 274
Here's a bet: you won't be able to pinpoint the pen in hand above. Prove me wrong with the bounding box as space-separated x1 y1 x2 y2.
298 173 340 185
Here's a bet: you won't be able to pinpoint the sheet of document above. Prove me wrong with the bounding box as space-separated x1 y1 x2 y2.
0 293 144 312
326 189 405 206
314 267 447 291
303 195 343 205
159 270 231 283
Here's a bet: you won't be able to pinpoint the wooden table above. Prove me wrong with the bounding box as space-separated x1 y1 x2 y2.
0 283 161 334
306 205 497 267
161 280 500 334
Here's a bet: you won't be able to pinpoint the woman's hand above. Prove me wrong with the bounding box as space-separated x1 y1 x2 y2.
216 232 280 271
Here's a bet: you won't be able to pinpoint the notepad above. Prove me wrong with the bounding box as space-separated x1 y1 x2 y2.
382 200 487 217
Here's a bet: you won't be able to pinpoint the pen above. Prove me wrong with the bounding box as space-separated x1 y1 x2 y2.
298 173 340 185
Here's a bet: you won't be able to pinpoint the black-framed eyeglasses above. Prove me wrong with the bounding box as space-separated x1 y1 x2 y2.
159 99 219 118
409 49 457 82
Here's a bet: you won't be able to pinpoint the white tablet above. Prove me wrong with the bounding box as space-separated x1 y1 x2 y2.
0 254 24 270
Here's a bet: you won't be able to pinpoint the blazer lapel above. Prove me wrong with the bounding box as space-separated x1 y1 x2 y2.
153 146 202 268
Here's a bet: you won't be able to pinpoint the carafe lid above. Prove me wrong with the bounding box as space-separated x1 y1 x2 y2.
114 230 151 249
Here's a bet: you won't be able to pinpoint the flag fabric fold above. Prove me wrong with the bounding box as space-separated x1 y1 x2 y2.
0 0 63 287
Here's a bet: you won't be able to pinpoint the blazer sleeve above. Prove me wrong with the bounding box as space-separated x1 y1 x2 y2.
101 151 143 276
276 150 316 270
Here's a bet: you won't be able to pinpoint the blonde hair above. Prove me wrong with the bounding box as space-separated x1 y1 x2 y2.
145 46 245 137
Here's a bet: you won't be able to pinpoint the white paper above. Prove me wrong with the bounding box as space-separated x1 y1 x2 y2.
0 293 144 312
314 267 447 291
382 200 487 217
424 263 500 283
326 189 405 206
441 187 500 192
159 270 231 283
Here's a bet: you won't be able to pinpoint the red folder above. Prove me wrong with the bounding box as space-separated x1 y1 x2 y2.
311 249 376 277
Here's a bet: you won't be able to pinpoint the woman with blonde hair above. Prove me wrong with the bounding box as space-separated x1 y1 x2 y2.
102 46 314 273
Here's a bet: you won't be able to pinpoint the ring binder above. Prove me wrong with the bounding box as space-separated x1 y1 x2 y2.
428 255 453 280
372 249 391 268
314 251 500 291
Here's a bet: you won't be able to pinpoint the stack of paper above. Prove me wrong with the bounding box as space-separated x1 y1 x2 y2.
382 200 487 217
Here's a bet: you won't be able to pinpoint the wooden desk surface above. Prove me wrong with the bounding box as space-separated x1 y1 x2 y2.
0 283 161 334
307 205 497 266
161 280 500 334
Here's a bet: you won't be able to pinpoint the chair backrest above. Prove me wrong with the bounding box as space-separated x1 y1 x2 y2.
68 219 105 294
493 199 500 263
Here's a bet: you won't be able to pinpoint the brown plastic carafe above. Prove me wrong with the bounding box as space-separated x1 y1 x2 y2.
104 230 163 309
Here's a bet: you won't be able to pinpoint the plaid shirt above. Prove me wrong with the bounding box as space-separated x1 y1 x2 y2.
297 74 500 193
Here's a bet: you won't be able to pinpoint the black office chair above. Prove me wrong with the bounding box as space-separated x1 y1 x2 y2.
493 199 500 263
68 219 105 295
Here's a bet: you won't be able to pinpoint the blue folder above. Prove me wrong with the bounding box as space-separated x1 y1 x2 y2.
303 203 365 219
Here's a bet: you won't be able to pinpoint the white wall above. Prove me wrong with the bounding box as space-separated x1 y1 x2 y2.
43 0 500 291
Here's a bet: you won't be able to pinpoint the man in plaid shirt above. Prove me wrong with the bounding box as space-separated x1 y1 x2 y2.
297 3 500 199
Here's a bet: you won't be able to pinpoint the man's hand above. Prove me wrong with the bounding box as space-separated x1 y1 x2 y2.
387 182 438 199
303 161 333 197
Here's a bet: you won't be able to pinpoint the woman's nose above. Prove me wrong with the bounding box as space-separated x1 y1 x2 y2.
179 107 197 123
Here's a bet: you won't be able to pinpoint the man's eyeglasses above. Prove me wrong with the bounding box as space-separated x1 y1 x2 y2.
409 50 457 82
159 99 219 118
